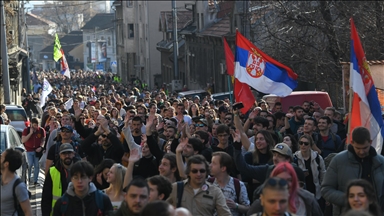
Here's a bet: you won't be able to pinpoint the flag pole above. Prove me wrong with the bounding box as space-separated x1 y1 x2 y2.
227 75 233 103
346 87 353 145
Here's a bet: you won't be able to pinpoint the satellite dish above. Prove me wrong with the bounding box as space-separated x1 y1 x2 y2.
48 29 56 36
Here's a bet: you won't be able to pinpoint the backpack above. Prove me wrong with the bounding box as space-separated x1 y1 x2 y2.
12 178 32 216
293 152 322 183
207 177 241 203
60 190 104 215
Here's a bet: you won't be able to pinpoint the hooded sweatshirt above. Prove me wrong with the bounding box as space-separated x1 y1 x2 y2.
52 182 113 216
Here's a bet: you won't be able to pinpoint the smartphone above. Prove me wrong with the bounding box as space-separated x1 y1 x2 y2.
233 102 244 110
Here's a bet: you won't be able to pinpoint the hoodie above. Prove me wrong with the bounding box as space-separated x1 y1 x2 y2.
52 182 113 216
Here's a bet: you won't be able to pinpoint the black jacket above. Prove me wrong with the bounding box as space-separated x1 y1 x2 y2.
41 159 79 216
52 182 113 216
81 132 124 167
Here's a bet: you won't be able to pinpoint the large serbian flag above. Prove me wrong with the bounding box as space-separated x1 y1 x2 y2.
60 49 71 79
349 18 384 153
223 37 255 114
234 30 298 97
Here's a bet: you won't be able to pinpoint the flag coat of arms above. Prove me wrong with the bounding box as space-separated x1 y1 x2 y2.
234 31 298 97
39 78 53 108
349 18 384 153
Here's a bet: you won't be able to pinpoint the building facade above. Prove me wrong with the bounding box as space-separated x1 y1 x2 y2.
113 0 186 88
81 13 117 73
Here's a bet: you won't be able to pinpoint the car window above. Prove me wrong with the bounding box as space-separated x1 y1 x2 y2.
8 129 19 148
5 109 27 121
0 132 6 152
10 128 22 146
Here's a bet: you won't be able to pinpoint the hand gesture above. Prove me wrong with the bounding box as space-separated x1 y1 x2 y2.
231 129 241 143
249 108 260 119
74 108 82 118
146 115 155 129
226 199 237 209
124 113 130 127
157 121 164 131
176 138 187 153
141 134 147 143
129 148 140 163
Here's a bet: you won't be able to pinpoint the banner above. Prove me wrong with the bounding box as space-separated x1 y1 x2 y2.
98 41 107 62
53 33 63 62
39 78 53 108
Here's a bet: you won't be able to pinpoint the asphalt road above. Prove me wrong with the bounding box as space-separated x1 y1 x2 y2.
29 168 44 216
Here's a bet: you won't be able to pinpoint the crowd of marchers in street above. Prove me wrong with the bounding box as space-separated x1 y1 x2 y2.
1 70 384 216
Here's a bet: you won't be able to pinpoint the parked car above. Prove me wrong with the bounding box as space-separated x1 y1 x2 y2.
0 125 28 183
212 91 233 101
262 91 333 113
4 104 30 137
178 90 210 100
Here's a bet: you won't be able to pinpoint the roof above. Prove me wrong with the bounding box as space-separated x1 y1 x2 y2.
26 13 56 26
40 31 83 54
159 11 193 32
82 13 114 30
198 16 230 37
340 60 384 65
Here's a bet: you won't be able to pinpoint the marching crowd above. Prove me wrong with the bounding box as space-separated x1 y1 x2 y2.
1 70 384 216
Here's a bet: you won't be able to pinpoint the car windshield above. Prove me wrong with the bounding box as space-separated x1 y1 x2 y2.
5 110 27 121
0 131 6 153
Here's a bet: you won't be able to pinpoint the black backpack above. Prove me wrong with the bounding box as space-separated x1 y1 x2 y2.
12 178 31 216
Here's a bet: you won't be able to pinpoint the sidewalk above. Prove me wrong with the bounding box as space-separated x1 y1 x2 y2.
29 169 45 216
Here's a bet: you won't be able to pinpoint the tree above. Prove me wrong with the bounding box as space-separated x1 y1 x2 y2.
31 1 104 34
246 1 384 106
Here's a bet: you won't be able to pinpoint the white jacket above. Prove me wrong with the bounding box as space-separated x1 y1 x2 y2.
294 150 326 200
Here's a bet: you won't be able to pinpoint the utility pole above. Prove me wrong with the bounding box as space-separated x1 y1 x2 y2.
22 0 31 93
172 0 178 80
1 2 11 104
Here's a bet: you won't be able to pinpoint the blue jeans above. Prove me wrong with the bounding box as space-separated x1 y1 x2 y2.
27 151 39 183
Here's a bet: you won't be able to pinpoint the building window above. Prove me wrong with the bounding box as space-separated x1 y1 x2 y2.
126 1 133 7
87 36 90 41
128 24 134 38
108 37 111 46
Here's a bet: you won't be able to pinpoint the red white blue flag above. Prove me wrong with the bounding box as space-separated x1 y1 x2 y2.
60 49 71 79
234 30 298 97
349 18 383 153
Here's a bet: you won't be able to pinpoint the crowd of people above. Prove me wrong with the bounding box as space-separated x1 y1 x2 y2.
1 70 384 216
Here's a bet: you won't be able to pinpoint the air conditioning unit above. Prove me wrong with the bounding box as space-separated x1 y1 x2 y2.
171 80 182 91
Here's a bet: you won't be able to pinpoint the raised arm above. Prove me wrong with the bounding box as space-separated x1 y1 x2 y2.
123 148 140 189
233 109 252 151
231 130 268 183
122 114 141 152
175 138 188 179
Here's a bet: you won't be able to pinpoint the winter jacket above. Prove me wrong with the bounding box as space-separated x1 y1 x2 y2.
81 131 124 167
321 145 384 216
294 150 326 200
52 182 113 216
41 159 79 216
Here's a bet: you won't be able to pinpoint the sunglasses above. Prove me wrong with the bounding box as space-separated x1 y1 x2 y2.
299 141 310 146
195 124 205 127
191 169 206 174
101 134 107 138
265 178 288 187
224 118 232 121
61 130 71 133
80 117 85 120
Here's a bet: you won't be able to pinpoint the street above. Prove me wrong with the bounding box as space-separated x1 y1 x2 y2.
29 168 44 216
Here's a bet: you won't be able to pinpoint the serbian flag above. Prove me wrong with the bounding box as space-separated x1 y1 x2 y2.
60 49 71 79
349 18 384 153
223 37 255 114
234 30 298 96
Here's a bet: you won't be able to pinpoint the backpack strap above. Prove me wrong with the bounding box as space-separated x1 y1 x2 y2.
176 181 184 208
12 178 22 215
233 178 241 203
60 193 69 215
314 153 322 183
95 190 104 213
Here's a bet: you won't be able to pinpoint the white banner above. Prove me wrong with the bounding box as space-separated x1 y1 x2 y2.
39 78 53 108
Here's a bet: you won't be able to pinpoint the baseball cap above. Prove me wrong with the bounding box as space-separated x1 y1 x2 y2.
59 143 74 154
197 118 208 126
193 95 200 100
61 125 74 132
271 143 292 159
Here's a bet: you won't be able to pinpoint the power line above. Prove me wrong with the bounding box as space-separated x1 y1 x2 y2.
29 2 93 9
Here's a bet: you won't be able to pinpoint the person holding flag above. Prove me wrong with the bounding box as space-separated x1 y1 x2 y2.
39 78 53 108
321 18 384 215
